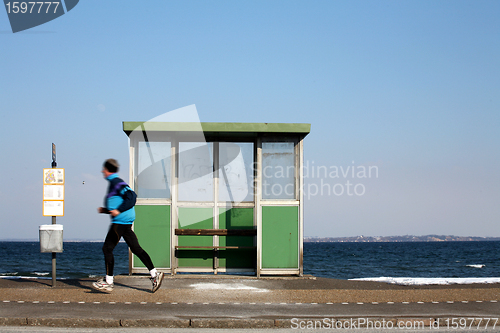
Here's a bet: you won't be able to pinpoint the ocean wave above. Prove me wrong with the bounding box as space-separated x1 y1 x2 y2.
350 277 500 286
466 264 485 268
34 272 50 276
0 276 66 280
0 272 18 276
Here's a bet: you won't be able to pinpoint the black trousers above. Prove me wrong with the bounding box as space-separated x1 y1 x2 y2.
102 223 154 276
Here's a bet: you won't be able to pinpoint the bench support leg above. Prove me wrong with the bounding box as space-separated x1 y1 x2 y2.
213 248 219 274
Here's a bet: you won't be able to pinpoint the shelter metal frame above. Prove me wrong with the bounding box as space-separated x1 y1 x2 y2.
123 122 310 276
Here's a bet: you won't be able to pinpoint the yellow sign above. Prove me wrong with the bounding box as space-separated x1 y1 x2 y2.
43 201 64 217
43 168 65 216
43 168 64 185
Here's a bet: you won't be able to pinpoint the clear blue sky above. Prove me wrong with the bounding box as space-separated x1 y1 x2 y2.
1 0 498 240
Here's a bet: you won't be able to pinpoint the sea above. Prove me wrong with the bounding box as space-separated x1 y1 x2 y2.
1 241 499 285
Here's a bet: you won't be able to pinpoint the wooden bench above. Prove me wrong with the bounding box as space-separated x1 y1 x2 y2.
175 229 256 236
174 229 256 250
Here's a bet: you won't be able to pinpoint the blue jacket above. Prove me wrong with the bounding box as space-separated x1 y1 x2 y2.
105 174 136 224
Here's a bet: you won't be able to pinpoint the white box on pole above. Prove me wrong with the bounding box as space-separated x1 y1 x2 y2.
39 224 63 253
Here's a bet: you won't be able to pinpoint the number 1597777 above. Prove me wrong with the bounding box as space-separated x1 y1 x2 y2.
5 2 61 14
441 317 498 329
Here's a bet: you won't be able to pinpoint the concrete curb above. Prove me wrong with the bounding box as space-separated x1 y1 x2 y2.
27 318 120 328
191 318 275 329
0 318 27 326
1 317 498 328
121 319 190 328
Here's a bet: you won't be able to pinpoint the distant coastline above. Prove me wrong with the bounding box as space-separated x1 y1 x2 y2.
2 235 500 242
305 235 500 242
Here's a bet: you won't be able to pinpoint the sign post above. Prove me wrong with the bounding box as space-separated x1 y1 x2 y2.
42 143 65 287
52 144 56 287
52 143 57 168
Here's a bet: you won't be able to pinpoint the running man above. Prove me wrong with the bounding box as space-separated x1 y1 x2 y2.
92 158 164 292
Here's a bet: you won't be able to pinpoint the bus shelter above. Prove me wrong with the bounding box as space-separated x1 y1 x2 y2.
123 122 310 276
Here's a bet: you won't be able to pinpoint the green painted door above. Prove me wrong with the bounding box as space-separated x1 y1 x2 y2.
218 208 255 269
133 205 171 269
177 207 214 268
261 206 299 269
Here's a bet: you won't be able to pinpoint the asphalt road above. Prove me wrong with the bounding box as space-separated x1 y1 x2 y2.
1 275 499 329
1 328 500 333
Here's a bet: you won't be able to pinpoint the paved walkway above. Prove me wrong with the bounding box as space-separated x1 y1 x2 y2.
1 275 499 328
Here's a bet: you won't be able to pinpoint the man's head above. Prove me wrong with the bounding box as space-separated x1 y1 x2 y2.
102 158 119 177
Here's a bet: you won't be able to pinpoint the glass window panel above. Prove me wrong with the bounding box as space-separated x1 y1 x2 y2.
178 142 213 201
219 142 254 202
262 142 295 199
136 141 171 199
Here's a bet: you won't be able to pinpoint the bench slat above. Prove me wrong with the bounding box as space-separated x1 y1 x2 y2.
175 229 256 236
175 246 256 250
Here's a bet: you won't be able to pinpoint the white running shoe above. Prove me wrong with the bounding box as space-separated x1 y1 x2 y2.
92 278 114 292
150 272 164 293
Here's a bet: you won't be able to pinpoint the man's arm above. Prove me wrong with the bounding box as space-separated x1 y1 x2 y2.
98 207 110 214
99 207 119 217
115 185 137 214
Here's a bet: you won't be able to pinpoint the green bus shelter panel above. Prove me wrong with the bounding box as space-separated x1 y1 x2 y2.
218 249 255 269
177 207 213 268
176 249 214 266
219 208 254 246
133 205 171 268
262 206 299 269
124 122 311 137
218 208 255 269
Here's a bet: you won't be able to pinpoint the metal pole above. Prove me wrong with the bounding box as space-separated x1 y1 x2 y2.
51 150 57 288
52 215 56 287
